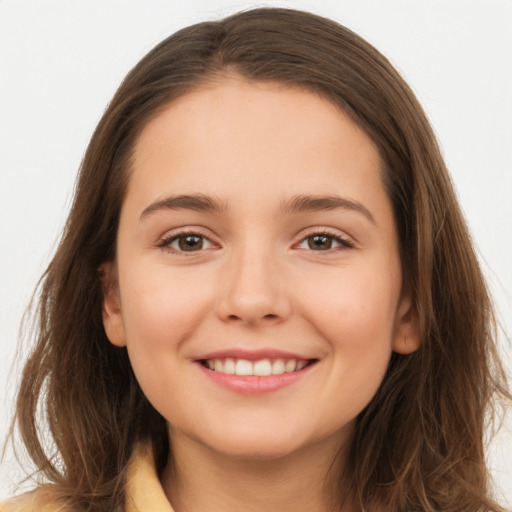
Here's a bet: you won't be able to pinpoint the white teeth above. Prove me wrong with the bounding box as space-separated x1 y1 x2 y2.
235 359 253 376
296 360 308 370
285 359 297 373
205 357 311 376
224 358 236 374
272 359 285 375
254 359 272 376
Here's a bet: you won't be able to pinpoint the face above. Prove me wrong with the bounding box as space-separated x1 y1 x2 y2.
103 77 419 460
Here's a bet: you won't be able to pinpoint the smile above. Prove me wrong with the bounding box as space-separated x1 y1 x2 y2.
197 353 318 394
202 358 311 376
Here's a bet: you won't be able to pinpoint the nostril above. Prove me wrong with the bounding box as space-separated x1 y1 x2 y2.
223 312 279 324
216 292 290 325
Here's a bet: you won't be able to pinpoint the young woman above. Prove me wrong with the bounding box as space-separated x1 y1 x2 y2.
1 7 509 512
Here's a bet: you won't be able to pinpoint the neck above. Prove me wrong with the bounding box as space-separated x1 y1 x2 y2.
160 429 352 512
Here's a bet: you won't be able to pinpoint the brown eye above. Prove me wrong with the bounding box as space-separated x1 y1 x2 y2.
178 234 204 251
161 232 215 252
307 234 333 250
296 232 354 252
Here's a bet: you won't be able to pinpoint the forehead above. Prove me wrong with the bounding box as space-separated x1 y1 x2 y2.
129 78 384 199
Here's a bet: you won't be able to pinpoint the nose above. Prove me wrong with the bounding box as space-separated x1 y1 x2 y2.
215 246 291 326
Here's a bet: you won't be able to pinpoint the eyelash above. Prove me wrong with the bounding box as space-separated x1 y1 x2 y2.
157 229 354 254
295 230 355 252
157 229 217 254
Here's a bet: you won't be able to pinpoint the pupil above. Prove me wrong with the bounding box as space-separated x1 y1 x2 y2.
179 235 203 251
309 235 332 250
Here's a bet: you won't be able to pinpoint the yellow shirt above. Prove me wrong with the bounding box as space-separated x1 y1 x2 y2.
0 443 174 512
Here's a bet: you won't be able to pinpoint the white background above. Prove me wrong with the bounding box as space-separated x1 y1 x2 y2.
1 0 511 506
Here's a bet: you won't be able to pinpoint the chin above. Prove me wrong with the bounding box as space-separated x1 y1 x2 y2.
185 425 309 461
195 421 346 463
212 442 303 461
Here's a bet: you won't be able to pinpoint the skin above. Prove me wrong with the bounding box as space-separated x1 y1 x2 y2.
103 76 420 512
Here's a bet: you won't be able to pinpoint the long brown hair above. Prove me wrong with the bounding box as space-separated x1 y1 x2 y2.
9 7 510 511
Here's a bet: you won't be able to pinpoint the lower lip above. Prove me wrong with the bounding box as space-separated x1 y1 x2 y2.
197 362 315 395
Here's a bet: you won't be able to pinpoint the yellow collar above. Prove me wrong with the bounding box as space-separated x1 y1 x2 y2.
125 443 174 512
0 443 174 512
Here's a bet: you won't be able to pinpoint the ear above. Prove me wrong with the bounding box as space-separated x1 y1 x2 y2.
392 291 421 355
99 262 127 347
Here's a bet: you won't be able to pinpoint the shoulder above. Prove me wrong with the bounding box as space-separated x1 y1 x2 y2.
0 488 69 512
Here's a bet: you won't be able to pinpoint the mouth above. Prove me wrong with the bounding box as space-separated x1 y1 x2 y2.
196 352 318 394
199 357 316 376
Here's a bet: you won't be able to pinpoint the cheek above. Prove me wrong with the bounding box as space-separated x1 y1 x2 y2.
301 263 399 341
117 264 217 385
118 266 212 413
120 263 212 333
297 262 399 392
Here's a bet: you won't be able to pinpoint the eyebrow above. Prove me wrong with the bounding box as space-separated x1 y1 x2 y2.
140 194 227 220
280 194 376 224
140 193 375 224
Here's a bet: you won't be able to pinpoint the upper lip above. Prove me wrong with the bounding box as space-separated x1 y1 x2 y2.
196 349 313 361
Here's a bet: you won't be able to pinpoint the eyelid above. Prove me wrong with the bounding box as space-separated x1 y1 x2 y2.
157 227 220 253
293 227 355 251
155 226 354 254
